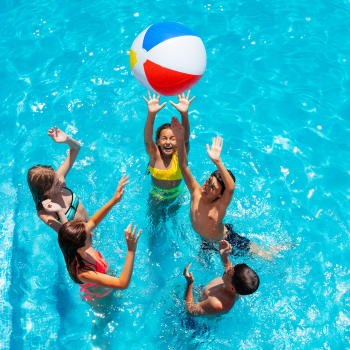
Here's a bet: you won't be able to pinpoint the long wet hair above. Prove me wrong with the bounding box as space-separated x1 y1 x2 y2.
58 221 96 284
27 165 56 211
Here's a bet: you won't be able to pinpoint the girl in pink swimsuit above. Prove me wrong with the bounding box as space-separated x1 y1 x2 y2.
58 175 141 304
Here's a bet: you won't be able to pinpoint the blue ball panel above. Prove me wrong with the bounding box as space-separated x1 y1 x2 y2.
142 21 198 52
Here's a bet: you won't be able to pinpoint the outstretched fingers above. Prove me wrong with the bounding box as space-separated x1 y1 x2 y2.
184 262 192 274
135 229 142 241
124 223 132 238
131 224 137 239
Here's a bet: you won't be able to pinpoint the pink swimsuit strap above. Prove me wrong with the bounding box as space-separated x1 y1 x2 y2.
77 248 110 290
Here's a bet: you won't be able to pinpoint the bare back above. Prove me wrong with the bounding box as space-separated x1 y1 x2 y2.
200 277 238 312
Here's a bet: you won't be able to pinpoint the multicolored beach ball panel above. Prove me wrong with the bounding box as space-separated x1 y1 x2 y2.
130 22 207 96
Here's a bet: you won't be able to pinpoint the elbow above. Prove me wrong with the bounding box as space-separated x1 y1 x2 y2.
119 283 129 291
116 280 130 290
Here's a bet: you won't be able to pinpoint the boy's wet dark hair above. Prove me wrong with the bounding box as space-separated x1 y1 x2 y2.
155 123 172 142
231 263 259 295
210 169 235 195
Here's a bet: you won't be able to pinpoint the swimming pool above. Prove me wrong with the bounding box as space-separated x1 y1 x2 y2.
1 0 350 348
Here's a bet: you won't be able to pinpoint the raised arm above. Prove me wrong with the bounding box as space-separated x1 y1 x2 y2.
169 91 195 153
79 223 141 290
48 126 81 181
183 264 224 316
207 136 235 207
219 240 233 268
143 92 167 160
88 175 129 231
171 117 200 194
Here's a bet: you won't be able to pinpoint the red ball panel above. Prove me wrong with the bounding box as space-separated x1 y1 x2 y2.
144 60 202 96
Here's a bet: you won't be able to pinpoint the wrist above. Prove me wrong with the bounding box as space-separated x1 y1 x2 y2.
111 197 120 205
221 256 229 264
148 112 157 118
180 111 188 118
212 158 222 166
67 136 81 150
175 135 184 142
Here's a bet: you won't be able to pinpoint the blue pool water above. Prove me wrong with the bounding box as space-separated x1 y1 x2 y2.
1 0 350 348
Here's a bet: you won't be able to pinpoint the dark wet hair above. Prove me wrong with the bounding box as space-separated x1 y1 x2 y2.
27 165 56 211
231 263 259 295
210 169 235 196
58 221 96 285
155 123 172 143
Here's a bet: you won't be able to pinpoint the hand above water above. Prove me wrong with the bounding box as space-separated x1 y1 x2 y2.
171 116 185 140
42 199 62 213
143 91 167 115
112 175 130 203
183 263 194 284
206 136 223 163
219 240 232 260
169 91 195 115
124 223 142 253
47 126 69 144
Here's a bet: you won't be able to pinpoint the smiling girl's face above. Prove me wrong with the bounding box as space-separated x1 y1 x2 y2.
157 128 177 156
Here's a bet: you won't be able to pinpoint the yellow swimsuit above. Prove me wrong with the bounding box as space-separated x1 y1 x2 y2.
149 153 183 200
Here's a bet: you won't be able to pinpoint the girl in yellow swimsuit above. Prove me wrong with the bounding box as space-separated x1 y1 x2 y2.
143 91 195 201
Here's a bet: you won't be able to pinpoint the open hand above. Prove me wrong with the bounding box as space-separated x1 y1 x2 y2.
169 91 195 114
206 136 223 163
47 126 68 143
171 117 185 140
124 223 142 252
42 199 62 213
143 91 167 114
219 240 232 259
113 175 130 203
183 263 194 284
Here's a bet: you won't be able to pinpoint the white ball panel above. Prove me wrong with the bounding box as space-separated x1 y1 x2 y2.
147 36 207 75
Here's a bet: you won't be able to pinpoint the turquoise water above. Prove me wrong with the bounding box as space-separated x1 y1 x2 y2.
1 0 350 349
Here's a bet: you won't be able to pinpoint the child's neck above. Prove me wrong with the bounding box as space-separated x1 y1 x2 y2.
161 152 173 166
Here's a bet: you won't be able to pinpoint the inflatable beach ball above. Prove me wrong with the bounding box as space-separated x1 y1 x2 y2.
130 22 206 96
